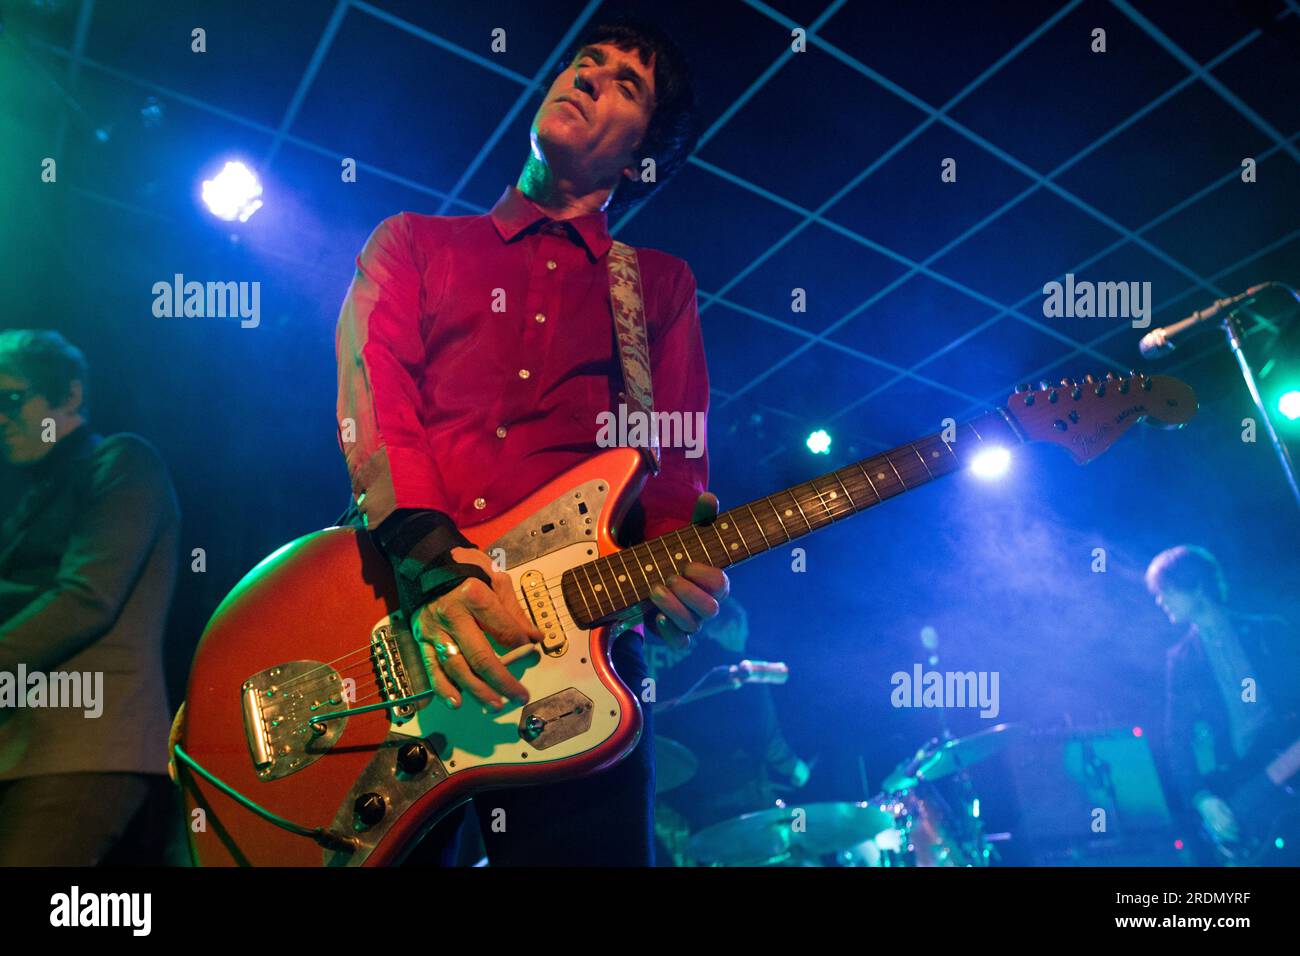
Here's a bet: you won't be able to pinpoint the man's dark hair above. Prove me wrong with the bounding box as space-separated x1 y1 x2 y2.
562 16 698 213
1145 545 1228 605
0 329 90 412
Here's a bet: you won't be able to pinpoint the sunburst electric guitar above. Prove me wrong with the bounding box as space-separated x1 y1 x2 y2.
176 373 1196 865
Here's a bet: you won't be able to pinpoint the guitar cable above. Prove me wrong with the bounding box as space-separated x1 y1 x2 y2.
173 744 359 854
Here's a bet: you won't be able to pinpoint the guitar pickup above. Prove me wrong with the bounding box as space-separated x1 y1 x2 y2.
521 569 567 656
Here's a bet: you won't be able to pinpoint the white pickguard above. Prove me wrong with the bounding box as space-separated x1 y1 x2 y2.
383 484 632 773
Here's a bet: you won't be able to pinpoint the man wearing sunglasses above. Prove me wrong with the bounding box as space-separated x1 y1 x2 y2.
0 330 179 865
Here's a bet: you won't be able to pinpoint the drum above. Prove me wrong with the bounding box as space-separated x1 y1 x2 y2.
865 784 990 867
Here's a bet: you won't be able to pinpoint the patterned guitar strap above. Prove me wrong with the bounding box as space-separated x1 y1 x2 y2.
607 239 662 476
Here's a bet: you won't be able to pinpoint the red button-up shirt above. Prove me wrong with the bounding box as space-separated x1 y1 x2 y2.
336 185 710 545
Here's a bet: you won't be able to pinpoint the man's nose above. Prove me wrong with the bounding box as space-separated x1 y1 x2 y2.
573 70 595 98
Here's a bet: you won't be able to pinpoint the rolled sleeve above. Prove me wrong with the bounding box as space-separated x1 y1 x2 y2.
336 213 455 527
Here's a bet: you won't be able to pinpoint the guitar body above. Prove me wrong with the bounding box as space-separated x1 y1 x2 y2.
180 447 648 866
175 374 1198 866
1206 719 1300 865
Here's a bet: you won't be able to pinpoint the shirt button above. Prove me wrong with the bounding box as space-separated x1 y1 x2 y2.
518 369 530 379
495 426 507 439
546 259 558 270
473 497 486 510
534 312 546 323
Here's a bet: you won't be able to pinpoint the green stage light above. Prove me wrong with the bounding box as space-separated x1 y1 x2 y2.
806 429 831 454
1278 389 1300 422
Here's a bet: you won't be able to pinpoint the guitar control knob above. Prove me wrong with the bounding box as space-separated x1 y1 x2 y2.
355 792 386 828
520 714 546 741
397 742 429 775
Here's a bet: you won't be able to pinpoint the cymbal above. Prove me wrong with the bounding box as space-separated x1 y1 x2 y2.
654 736 698 794
883 722 1023 792
686 801 895 866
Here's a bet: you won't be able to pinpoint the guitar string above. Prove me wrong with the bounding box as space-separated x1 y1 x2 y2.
261 474 909 715
267 474 932 735
263 475 899 706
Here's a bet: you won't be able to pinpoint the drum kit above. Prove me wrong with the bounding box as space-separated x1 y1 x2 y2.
655 722 1022 867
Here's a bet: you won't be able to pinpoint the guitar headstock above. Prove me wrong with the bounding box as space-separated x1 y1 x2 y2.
1001 372 1197 464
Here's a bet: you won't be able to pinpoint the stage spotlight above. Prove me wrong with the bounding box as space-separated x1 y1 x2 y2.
805 429 831 455
201 160 263 222
1278 389 1300 421
970 446 1011 479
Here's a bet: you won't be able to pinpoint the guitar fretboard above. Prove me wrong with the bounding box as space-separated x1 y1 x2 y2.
561 407 1020 628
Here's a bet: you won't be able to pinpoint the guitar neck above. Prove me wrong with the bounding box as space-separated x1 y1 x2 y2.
563 407 1022 628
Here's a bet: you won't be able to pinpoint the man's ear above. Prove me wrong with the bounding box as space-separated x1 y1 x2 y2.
61 380 85 416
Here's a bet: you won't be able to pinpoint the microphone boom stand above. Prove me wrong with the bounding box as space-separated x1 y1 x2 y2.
1222 307 1300 511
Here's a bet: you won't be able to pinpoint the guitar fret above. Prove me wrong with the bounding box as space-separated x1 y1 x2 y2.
761 495 792 543
580 562 609 618
628 543 657 596
614 550 642 604
884 453 908 491
744 502 771 550
726 511 754 559
855 461 883 504
709 519 736 563
831 469 858 510
563 409 1031 627
910 442 934 479
643 538 669 585
689 522 716 567
597 555 629 608
804 480 835 523
788 488 813 531
569 569 594 624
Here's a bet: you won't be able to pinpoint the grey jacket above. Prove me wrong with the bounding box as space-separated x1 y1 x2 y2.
0 428 178 779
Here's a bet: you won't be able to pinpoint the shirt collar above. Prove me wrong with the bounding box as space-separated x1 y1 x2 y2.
490 185 613 260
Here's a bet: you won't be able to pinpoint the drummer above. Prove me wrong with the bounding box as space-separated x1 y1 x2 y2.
649 599 810 863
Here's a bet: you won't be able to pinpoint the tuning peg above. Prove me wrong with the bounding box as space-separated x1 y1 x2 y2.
1118 378 1131 394
1105 371 1116 381
1071 384 1083 400
1141 377 1153 391
1039 379 1052 391
1083 373 1096 384
1014 383 1032 393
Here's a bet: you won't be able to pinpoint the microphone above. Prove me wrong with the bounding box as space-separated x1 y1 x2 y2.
729 660 789 686
1140 283 1270 359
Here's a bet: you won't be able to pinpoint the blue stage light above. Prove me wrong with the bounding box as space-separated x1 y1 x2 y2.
201 160 263 222
970 446 1011 479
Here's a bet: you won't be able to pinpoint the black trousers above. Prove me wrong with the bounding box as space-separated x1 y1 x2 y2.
402 631 656 866
0 772 155 866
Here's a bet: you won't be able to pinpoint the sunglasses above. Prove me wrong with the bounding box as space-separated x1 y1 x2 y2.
0 389 35 415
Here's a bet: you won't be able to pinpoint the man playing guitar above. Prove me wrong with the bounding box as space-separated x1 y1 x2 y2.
1148 545 1300 864
333 17 728 865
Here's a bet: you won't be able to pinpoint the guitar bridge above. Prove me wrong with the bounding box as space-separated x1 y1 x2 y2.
371 622 417 721
241 661 349 780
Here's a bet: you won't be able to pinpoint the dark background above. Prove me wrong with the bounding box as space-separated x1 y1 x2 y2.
3 0 1299 861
